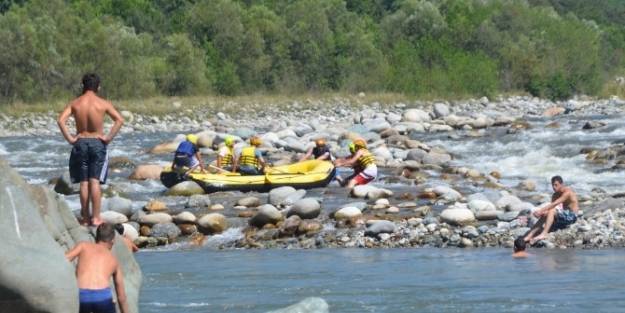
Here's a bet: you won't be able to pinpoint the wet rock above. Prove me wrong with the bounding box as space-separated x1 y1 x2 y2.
440 208 476 226
249 204 283 228
334 207 362 220
100 211 128 224
237 196 261 207
459 238 474 248
402 109 431 123
582 121 606 130
475 210 500 221
178 223 198 235
365 220 396 237
53 172 78 195
422 151 451 166
351 185 393 199
128 164 163 180
144 200 167 212
497 211 519 222
288 198 321 219
543 107 565 117
138 213 173 225
150 222 181 241
468 199 496 212
166 181 204 196
269 186 298 207
108 156 136 170
433 186 462 202
140 225 151 237
433 103 450 118
198 213 228 234
298 220 322 235
280 215 302 236
187 194 211 208
121 223 139 241
106 196 133 216
173 211 197 224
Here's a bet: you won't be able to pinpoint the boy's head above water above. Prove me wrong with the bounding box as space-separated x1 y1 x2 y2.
514 236 526 252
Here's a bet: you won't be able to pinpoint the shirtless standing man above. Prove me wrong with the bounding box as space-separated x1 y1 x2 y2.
58 73 124 226
524 176 579 244
65 223 129 313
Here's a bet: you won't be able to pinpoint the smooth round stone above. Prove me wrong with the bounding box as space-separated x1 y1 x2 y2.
121 223 139 241
178 223 198 236
106 196 133 216
198 213 228 234
386 207 400 214
173 211 197 224
150 222 181 241
187 194 211 208
129 164 163 180
166 181 204 196
288 198 321 219
210 204 225 210
237 196 261 207
468 200 496 212
375 198 390 207
334 207 362 220
249 204 283 228
440 208 476 226
138 213 173 225
145 200 167 212
100 211 128 224
365 220 396 237
268 186 297 207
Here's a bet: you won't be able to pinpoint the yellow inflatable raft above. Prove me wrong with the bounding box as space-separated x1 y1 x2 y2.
160 160 336 193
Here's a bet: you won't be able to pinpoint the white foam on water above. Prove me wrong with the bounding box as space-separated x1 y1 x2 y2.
0 143 8 155
26 178 48 185
143 302 211 308
203 227 244 248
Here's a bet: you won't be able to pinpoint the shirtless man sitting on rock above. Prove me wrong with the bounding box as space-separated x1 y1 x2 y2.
58 73 124 226
65 223 129 313
524 176 579 244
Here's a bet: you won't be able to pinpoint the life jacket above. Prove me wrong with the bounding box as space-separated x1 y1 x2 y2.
221 147 234 167
175 141 196 157
312 146 332 159
356 149 376 169
239 146 259 167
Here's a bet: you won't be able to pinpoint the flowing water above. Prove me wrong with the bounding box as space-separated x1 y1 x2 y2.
137 248 625 313
2 113 625 312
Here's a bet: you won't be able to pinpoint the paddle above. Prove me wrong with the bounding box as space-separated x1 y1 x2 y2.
207 164 233 174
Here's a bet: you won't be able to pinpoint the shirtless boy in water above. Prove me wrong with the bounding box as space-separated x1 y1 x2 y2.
58 73 124 225
65 223 128 313
524 176 579 244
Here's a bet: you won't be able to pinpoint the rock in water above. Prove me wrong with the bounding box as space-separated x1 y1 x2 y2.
288 198 321 219
237 196 261 207
106 196 133 216
268 186 297 207
173 211 197 224
351 185 393 199
198 213 228 234
166 181 204 196
101 211 128 224
440 208 476 226
365 220 397 237
138 212 173 225
266 297 329 313
249 204 283 228
129 164 163 180
150 222 181 241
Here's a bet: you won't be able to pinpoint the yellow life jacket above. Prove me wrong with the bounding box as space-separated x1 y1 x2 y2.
221 147 234 167
357 149 376 168
239 146 259 167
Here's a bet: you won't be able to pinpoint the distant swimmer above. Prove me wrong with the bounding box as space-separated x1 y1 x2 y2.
299 138 334 162
524 176 579 244
512 236 529 258
58 73 124 226
65 223 128 313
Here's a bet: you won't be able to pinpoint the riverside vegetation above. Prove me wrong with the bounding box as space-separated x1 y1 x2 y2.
1 0 625 106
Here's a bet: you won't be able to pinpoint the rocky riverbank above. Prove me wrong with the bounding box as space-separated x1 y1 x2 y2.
34 94 625 251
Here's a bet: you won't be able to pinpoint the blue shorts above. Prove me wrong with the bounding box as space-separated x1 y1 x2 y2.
79 288 115 313
69 138 108 184
173 153 199 169
551 210 577 231
239 165 263 175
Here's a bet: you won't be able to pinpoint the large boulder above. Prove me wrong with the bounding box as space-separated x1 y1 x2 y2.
402 109 431 123
166 181 204 196
440 208 476 226
150 222 181 241
287 198 321 219
249 204 283 228
0 159 141 313
197 213 228 234
129 164 163 180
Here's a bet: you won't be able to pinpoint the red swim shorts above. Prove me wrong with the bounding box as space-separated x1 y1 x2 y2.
353 173 374 185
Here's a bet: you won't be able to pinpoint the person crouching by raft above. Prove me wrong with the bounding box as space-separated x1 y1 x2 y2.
217 136 237 172
334 139 377 188
299 138 334 162
172 134 205 176
234 136 266 175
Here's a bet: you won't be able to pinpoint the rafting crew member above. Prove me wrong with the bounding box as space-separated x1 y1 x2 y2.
334 139 377 188
216 136 236 172
65 223 129 313
234 136 266 175
58 73 124 226
299 138 334 162
524 176 579 244
171 134 205 176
